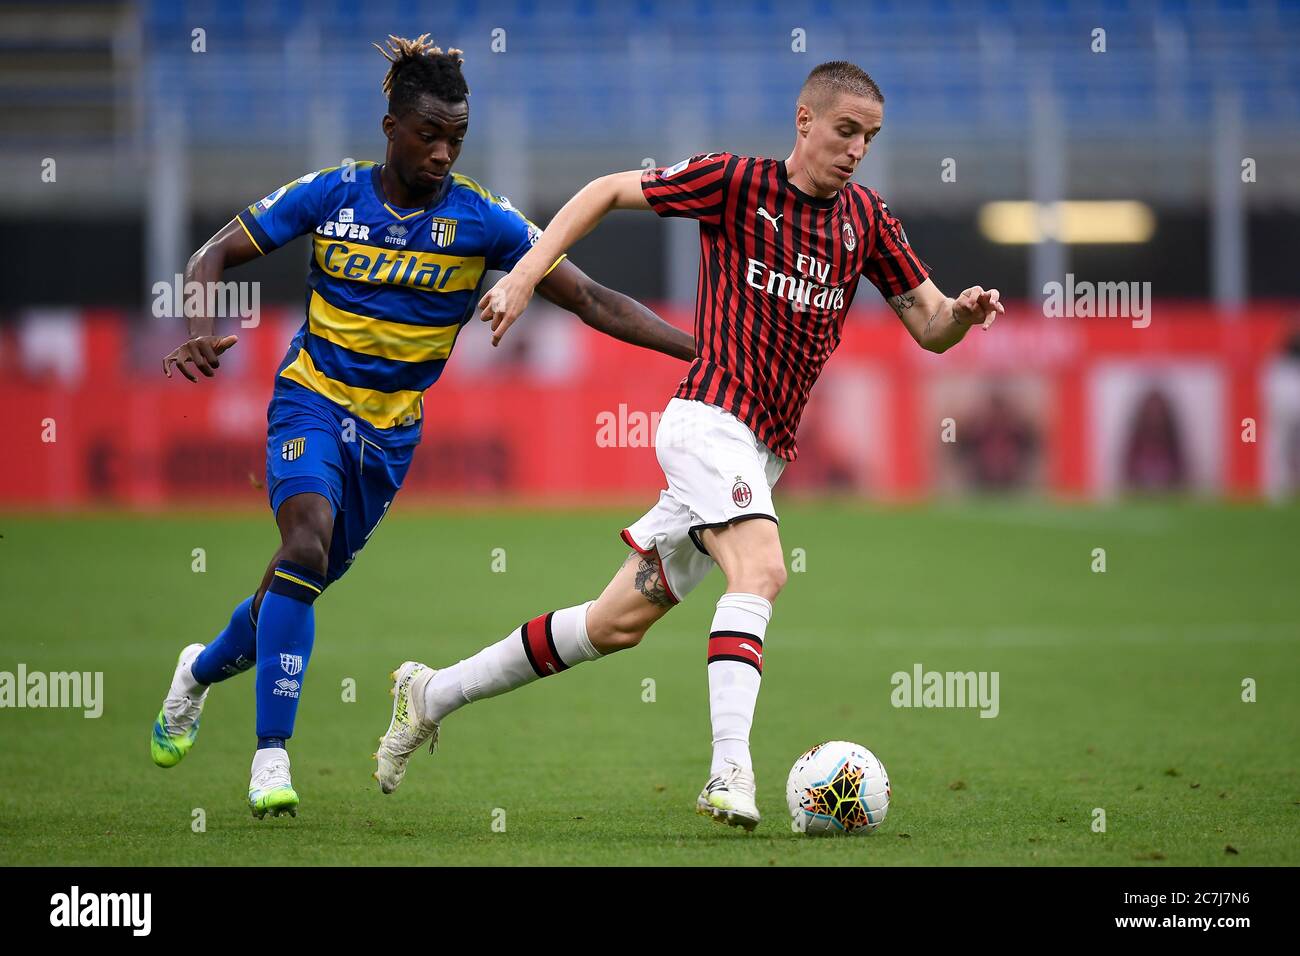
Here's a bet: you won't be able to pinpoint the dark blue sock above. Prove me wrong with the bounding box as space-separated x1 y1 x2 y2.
192 595 258 685
255 561 325 742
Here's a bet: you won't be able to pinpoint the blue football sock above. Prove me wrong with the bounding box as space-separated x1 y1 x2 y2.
255 561 326 743
191 595 259 685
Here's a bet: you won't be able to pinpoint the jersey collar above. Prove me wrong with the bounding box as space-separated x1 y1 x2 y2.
371 163 452 219
777 161 841 210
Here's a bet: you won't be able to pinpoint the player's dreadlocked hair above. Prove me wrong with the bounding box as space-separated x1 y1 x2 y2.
799 61 884 110
374 34 469 116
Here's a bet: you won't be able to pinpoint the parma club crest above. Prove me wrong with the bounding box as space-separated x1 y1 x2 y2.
281 437 306 461
429 217 458 247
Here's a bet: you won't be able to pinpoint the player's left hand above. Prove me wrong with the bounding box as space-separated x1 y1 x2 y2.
953 286 1004 330
478 272 534 347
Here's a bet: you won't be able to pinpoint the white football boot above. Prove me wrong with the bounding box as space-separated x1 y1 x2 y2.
248 747 299 818
696 758 761 831
150 643 209 768
374 661 439 794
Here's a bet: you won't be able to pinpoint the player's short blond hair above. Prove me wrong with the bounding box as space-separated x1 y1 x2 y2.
798 61 884 113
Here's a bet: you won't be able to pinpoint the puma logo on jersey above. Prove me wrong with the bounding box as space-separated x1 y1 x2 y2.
756 207 783 233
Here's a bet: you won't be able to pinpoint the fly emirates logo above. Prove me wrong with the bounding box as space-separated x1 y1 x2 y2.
745 253 845 311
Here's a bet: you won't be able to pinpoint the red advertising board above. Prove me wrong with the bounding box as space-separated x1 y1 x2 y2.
1 305 1296 508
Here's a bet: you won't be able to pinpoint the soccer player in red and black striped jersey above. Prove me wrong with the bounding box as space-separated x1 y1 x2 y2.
376 62 1003 829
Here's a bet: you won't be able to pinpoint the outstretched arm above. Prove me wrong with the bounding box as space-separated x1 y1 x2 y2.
536 259 695 362
162 218 263 380
479 170 649 346
885 278 1004 354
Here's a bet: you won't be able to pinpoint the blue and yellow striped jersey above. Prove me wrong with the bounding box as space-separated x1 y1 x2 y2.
237 161 560 446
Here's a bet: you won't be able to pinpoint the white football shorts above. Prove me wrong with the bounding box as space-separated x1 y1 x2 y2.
621 397 786 603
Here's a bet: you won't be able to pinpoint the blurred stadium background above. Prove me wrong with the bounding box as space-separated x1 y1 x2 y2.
2 0 1300 507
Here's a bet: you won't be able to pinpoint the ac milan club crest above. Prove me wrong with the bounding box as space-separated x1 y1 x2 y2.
842 220 857 251
731 478 753 508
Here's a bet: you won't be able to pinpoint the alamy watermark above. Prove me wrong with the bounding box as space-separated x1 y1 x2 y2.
891 663 999 718
595 403 708 449
1042 273 1151 328
49 886 150 935
151 275 261 328
1 665 103 718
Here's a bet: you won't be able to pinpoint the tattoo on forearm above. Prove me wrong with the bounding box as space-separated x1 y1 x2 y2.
924 308 941 337
628 552 673 608
887 293 916 318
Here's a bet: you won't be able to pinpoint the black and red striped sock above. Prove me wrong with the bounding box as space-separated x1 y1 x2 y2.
420 602 602 723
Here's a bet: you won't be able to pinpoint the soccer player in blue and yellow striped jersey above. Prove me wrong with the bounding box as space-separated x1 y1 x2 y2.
151 35 694 819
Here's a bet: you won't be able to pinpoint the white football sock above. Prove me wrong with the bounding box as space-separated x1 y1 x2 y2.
707 592 772 774
423 601 600 722
174 644 207 699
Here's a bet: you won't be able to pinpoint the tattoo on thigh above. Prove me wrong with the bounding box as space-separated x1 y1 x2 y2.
632 555 673 608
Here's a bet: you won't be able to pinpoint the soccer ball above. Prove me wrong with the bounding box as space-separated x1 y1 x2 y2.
786 741 890 835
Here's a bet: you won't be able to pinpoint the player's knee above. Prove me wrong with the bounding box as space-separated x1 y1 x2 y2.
279 530 329 576
756 562 787 600
275 494 332 575
770 561 788 595
731 559 786 602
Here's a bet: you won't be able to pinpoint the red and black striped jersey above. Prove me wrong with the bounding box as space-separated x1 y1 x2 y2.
641 152 930 461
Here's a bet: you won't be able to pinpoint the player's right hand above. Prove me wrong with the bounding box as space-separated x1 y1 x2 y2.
162 335 239 382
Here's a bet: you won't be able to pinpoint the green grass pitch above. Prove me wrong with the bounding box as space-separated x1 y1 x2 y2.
0 501 1297 866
